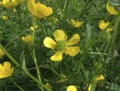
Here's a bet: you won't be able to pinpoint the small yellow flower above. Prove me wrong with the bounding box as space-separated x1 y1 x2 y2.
67 85 77 91
27 0 53 19
43 30 80 61
99 20 110 30
13 8 17 12
0 61 14 78
2 15 8 20
99 20 112 32
30 25 38 31
0 0 24 8
0 49 5 58
22 35 33 44
106 2 119 15
70 19 83 28
95 75 105 81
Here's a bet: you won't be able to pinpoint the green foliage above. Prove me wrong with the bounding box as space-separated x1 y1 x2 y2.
0 0 120 91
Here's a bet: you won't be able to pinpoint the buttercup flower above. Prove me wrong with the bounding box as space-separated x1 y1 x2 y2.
27 0 53 19
0 61 14 78
106 2 119 15
0 48 5 58
67 85 77 91
99 20 112 32
0 0 24 8
22 35 33 44
70 19 83 28
43 30 80 61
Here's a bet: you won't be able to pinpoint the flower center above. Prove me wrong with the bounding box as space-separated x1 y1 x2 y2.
55 41 67 51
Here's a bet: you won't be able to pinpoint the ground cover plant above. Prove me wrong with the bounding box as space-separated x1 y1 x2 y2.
0 0 120 91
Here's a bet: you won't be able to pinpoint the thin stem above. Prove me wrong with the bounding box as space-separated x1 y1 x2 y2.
31 49 43 90
0 44 41 87
12 80 24 91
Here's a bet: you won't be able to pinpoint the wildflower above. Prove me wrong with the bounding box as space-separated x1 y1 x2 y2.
99 20 112 32
0 48 5 58
0 61 14 78
2 15 8 20
22 35 33 44
106 2 119 15
43 30 80 61
70 19 83 28
27 0 53 19
0 0 24 8
67 85 77 91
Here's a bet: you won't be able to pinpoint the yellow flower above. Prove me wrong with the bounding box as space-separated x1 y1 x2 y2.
22 35 33 44
0 0 24 8
43 30 80 61
67 85 77 91
99 20 110 30
27 0 53 19
0 61 14 78
99 20 112 32
2 15 8 20
106 2 119 15
0 49 5 58
70 19 83 28
95 75 105 81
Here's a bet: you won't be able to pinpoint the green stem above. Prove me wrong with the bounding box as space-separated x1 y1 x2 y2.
0 44 41 87
31 49 43 91
12 80 24 91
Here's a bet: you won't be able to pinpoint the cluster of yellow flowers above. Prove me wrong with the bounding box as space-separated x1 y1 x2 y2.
0 0 24 8
99 2 119 32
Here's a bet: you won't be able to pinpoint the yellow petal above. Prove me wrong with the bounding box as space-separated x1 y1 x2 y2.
96 75 105 81
54 30 67 41
3 61 11 69
88 84 92 91
71 19 83 28
35 3 53 19
3 62 14 78
50 51 62 61
65 46 80 56
43 37 56 49
0 64 5 78
106 2 119 15
67 85 77 91
106 27 113 32
27 0 36 15
99 20 110 30
67 34 80 46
